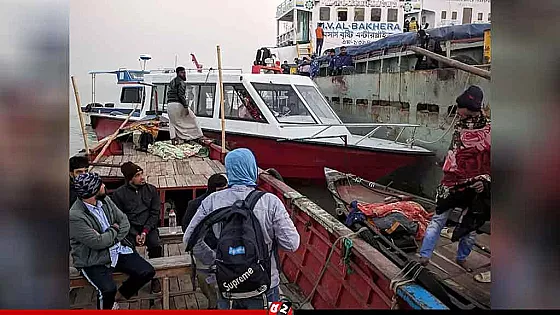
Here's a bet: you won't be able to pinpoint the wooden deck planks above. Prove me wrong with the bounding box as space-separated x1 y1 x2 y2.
189 160 215 176
97 142 222 190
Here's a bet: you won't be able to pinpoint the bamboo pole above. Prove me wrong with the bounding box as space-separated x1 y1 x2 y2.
71 76 90 153
89 102 140 171
407 46 491 80
216 45 226 154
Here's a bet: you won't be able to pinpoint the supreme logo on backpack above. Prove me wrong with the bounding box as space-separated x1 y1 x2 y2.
186 190 271 299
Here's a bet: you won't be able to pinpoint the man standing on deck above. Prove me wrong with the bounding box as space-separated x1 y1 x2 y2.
419 86 491 272
183 148 300 310
111 162 163 294
181 173 228 309
70 173 155 310
69 155 89 208
167 66 203 145
315 23 324 56
334 46 353 75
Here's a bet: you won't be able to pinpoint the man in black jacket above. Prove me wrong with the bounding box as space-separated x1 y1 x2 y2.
111 162 162 293
69 155 89 208
166 66 203 145
181 173 227 309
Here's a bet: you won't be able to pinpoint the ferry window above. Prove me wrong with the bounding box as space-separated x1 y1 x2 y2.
354 8 365 22
478 13 483 21
251 83 316 124
222 84 267 123
488 13 491 21
441 11 447 19
319 7 330 21
295 85 340 124
186 84 215 118
370 8 381 21
337 9 348 22
120 87 142 104
451 11 457 20
150 84 167 112
422 15 426 25
387 9 398 22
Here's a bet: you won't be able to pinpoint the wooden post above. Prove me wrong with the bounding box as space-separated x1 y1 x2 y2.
216 45 226 154
162 276 170 310
71 76 90 154
407 46 491 80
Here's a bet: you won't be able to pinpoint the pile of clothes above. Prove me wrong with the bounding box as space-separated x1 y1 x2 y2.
345 199 433 241
147 140 208 160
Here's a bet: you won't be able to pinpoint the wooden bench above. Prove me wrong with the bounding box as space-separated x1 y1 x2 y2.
70 255 193 309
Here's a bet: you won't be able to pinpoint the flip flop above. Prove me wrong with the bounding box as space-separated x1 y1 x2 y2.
474 271 491 283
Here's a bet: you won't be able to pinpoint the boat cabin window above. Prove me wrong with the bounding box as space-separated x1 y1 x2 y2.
222 84 267 123
387 8 398 22
294 85 340 124
150 84 168 112
120 87 143 104
186 84 215 118
370 8 381 21
354 8 365 22
319 7 330 21
251 83 316 124
337 9 348 21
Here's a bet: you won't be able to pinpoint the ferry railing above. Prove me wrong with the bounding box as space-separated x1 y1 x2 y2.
149 68 244 75
278 123 421 147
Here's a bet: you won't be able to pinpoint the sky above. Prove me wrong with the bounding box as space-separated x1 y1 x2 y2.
70 0 278 105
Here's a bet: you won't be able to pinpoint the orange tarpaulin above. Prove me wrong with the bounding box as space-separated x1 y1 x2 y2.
357 201 434 240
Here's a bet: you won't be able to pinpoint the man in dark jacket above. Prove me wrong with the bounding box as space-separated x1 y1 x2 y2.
334 46 353 75
70 173 155 310
111 162 162 293
181 173 227 309
166 66 203 144
69 155 89 208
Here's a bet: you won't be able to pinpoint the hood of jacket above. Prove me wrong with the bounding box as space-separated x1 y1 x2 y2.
225 148 258 187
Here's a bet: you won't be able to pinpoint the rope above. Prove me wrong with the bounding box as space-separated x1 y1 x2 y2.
414 112 458 145
388 261 424 310
300 227 368 305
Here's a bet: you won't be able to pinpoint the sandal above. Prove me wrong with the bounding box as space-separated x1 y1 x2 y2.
474 271 491 283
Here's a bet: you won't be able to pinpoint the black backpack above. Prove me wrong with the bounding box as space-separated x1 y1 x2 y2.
185 190 271 299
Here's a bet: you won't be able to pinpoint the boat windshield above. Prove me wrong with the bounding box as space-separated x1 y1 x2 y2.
251 83 316 124
294 85 341 124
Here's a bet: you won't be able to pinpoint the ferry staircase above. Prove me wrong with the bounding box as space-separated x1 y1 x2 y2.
296 42 313 59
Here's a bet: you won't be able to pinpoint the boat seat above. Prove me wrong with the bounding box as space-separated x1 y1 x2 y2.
69 255 193 309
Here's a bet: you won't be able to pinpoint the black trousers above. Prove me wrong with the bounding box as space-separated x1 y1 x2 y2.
127 226 163 259
80 252 155 310
316 38 324 55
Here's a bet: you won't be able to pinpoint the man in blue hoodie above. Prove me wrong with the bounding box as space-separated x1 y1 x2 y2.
183 148 300 310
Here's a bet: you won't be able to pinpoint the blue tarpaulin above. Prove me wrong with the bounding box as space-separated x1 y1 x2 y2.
317 23 490 63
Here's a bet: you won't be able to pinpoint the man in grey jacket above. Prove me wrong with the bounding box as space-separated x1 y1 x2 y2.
166 66 203 144
183 148 300 309
69 173 155 310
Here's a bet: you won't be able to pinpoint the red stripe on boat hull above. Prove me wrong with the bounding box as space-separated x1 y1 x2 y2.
91 116 426 181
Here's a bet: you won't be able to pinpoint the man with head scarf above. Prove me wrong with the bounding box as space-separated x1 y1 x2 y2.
69 155 89 208
419 86 491 272
69 173 155 310
180 173 228 309
183 148 300 310
166 66 203 145
111 162 163 293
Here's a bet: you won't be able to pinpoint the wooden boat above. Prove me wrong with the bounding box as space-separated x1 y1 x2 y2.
324 167 491 310
81 63 433 182
69 134 449 310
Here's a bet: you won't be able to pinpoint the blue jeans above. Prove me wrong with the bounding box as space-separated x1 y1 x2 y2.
419 210 476 262
217 286 280 310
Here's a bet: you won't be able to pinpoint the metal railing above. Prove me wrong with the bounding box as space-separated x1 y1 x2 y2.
278 123 421 147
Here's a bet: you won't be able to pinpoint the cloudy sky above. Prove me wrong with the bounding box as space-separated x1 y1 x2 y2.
70 0 278 104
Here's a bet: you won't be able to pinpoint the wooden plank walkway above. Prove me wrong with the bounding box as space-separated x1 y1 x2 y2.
70 243 309 310
410 229 491 308
91 143 224 189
